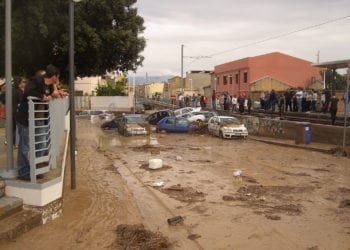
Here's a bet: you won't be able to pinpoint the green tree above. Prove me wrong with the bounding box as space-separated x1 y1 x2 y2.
323 69 347 90
0 0 145 79
95 79 126 96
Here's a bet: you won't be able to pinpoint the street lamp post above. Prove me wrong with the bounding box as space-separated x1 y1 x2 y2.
69 0 82 189
343 66 350 151
3 0 15 177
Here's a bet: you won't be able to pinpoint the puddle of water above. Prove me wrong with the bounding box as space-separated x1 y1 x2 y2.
98 133 159 149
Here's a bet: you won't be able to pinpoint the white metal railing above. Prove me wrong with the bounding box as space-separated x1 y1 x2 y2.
28 97 69 183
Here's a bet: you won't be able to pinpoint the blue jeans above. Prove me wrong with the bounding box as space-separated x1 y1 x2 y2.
17 122 30 177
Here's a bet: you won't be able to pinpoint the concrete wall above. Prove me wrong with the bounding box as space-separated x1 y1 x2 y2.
239 115 350 146
250 77 293 92
75 95 134 112
90 95 133 111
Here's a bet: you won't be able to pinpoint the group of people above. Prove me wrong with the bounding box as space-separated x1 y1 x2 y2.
1 65 68 180
260 88 349 125
212 90 252 114
176 93 209 109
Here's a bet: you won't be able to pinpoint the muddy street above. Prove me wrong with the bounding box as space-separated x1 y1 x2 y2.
2 119 350 249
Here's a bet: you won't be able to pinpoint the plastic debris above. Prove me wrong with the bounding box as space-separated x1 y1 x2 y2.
233 170 242 177
151 181 165 187
149 159 163 169
176 156 183 161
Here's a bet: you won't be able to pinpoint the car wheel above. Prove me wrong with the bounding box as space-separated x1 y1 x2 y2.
219 131 223 138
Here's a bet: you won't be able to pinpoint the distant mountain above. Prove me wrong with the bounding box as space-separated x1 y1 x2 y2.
128 75 174 85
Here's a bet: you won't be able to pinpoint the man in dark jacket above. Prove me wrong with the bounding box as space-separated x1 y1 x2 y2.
16 65 59 180
329 94 339 125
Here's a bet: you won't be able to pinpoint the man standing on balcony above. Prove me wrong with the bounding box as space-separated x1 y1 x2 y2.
15 65 60 180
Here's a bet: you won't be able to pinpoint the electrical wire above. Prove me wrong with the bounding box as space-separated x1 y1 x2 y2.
208 15 350 57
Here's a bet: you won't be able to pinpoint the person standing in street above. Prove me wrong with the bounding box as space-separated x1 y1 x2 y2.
12 77 27 146
329 94 339 125
211 90 217 110
16 65 60 180
231 94 237 113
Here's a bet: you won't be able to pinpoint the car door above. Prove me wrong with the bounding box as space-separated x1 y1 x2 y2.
175 118 190 132
213 117 221 136
162 117 176 132
208 117 216 134
147 112 157 125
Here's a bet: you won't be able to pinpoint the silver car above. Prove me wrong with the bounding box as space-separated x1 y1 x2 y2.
208 116 248 139
118 114 150 136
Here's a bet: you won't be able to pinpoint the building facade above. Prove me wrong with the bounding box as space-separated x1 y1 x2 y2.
214 52 322 96
184 71 213 95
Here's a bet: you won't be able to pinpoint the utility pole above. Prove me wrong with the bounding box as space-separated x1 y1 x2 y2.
316 50 320 64
181 44 184 92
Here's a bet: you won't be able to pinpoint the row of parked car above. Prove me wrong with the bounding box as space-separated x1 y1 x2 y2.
98 107 249 139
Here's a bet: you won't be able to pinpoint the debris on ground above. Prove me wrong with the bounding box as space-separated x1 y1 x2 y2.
149 159 163 169
158 184 206 203
151 181 165 187
339 199 350 208
187 234 201 240
112 224 171 250
139 162 172 171
222 185 312 217
167 215 183 225
176 156 183 161
265 214 281 220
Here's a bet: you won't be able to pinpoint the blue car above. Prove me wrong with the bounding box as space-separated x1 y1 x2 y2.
156 117 198 133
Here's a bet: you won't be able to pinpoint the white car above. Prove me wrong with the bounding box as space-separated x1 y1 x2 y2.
174 107 201 117
181 112 206 122
181 111 217 123
208 116 248 139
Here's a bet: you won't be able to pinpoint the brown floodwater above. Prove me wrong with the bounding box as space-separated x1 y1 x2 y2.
1 118 350 249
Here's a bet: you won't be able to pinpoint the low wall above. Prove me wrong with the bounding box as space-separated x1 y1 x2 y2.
239 115 350 146
76 95 133 112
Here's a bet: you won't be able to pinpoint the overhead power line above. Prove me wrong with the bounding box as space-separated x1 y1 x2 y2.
209 15 350 57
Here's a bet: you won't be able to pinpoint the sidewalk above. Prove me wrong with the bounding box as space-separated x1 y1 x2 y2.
249 135 349 155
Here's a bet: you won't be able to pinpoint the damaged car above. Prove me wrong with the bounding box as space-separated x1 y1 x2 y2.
208 116 248 139
118 114 150 136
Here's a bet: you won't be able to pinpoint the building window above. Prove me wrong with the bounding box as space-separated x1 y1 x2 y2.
235 73 239 84
223 75 227 85
243 72 248 83
229 75 233 84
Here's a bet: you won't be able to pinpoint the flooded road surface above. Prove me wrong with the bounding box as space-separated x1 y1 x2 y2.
1 119 350 249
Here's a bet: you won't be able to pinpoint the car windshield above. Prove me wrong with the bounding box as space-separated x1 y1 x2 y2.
125 116 146 123
221 117 240 124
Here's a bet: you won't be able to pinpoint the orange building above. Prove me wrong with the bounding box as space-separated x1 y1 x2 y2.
214 52 322 96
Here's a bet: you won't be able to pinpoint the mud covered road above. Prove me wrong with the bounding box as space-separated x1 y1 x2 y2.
2 119 350 249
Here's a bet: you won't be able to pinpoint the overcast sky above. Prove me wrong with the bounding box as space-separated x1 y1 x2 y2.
133 0 350 77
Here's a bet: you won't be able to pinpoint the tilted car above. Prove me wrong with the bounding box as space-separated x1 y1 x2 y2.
181 111 217 123
174 107 201 117
208 116 248 139
146 109 174 125
156 116 198 133
117 114 150 136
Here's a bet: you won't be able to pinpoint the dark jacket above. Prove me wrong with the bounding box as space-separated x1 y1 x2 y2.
16 76 54 126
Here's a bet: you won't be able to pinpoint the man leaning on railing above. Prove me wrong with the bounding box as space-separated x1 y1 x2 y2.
15 65 61 181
